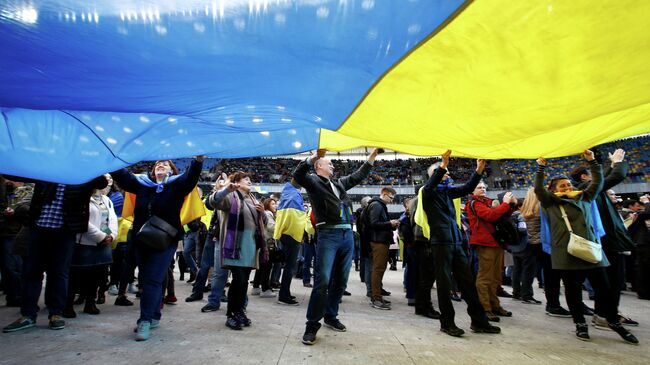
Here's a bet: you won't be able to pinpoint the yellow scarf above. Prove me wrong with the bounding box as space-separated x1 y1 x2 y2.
554 190 583 199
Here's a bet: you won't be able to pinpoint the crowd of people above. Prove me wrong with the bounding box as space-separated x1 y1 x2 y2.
1 142 648 346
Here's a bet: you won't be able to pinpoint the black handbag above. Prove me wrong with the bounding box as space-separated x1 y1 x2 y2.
136 198 178 250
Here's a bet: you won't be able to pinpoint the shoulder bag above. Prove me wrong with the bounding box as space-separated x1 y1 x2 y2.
559 205 602 263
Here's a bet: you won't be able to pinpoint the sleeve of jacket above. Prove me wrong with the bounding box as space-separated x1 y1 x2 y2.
339 162 372 191
581 160 604 202
534 165 555 208
172 159 204 196
449 172 482 199
368 202 392 231
107 199 119 240
210 189 233 212
422 168 446 193
110 169 142 194
602 161 628 191
472 201 512 222
293 159 315 190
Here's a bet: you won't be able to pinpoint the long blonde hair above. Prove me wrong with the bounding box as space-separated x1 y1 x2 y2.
520 188 540 219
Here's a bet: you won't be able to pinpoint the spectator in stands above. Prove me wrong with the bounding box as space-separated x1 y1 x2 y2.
630 195 650 299
534 151 637 344
3 175 108 333
367 187 399 310
111 157 203 341
415 150 499 337
466 182 516 322
208 171 268 330
295 148 379 345
571 149 638 328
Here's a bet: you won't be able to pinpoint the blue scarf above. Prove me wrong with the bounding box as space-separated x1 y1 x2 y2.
435 177 454 192
135 173 181 193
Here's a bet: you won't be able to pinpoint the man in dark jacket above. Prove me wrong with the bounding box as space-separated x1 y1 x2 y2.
294 148 379 345
571 148 638 327
3 175 108 333
368 187 399 310
419 150 499 337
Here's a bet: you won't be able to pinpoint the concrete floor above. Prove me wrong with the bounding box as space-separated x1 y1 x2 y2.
0 267 648 365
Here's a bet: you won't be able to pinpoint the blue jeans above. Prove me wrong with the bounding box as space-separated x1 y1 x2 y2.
1 236 22 303
22 228 76 319
302 242 315 284
279 235 300 301
207 240 230 308
183 231 199 274
135 242 177 323
363 256 373 296
306 228 353 325
193 236 215 295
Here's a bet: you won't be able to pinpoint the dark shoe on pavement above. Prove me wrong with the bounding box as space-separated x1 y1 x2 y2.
201 303 219 312
545 306 572 318
342 290 351 296
186 272 196 283
493 307 512 317
203 284 211 293
415 308 441 319
471 323 501 334
163 295 177 305
73 295 85 305
582 304 595 316
619 315 639 327
522 297 542 305
235 311 252 327
440 325 465 337
485 312 501 322
48 315 66 330
371 299 391 310
303 282 313 288
96 295 106 305
324 318 347 332
185 293 203 302
225 316 242 330
302 323 321 345
496 287 513 298
575 323 590 341
381 289 391 296
3 316 35 333
83 302 100 315
62 306 77 319
450 292 462 302
278 298 299 306
609 322 639 344
115 296 134 306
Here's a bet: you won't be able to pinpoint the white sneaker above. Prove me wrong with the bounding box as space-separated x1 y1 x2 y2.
260 290 276 298
107 285 119 296
592 314 611 331
128 283 138 294
251 287 261 295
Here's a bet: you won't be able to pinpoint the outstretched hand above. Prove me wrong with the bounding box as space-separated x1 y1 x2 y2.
440 150 452 169
536 157 547 166
583 150 595 161
608 149 625 164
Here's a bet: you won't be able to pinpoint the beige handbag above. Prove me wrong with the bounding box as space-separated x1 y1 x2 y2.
559 205 602 264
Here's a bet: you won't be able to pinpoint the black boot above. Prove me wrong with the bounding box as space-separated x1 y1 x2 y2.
84 300 100 315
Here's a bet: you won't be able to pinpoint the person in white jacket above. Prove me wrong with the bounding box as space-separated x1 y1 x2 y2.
64 177 118 317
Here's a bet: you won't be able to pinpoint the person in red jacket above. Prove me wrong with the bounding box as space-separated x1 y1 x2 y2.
466 182 516 322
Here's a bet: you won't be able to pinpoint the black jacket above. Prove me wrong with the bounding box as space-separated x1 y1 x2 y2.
575 161 635 253
293 159 372 228
18 177 108 233
421 167 482 245
367 197 394 244
111 160 202 240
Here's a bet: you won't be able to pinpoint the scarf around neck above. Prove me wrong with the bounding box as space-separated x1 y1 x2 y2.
135 173 181 193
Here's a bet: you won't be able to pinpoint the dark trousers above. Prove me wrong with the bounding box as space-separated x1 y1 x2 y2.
109 242 128 286
302 242 315 284
227 266 252 317
431 244 488 328
598 251 623 316
404 246 418 300
414 243 436 312
118 236 137 296
512 245 536 299
560 268 617 324
279 235 300 301
253 261 272 291
67 264 108 304
22 228 76 319
636 246 650 299
1 236 22 304
135 242 177 323
540 251 564 308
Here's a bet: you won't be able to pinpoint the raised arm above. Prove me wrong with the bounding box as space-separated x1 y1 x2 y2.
172 157 204 196
339 148 379 190
580 156 603 202
533 158 555 207
293 159 315 190
602 149 628 190
110 169 142 194
449 171 483 199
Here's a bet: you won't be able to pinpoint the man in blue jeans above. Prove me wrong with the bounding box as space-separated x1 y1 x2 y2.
294 148 379 345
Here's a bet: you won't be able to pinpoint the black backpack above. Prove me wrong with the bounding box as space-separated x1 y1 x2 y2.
470 200 521 250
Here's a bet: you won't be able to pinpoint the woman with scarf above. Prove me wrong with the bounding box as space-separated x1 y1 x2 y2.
534 150 637 344
208 171 268 330
111 156 204 341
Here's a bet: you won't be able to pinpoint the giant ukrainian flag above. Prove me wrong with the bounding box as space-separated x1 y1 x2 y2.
0 1 648 183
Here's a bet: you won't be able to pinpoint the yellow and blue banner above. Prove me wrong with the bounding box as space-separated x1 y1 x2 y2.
274 183 307 242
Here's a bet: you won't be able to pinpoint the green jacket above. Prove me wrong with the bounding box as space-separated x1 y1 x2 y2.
534 160 609 270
